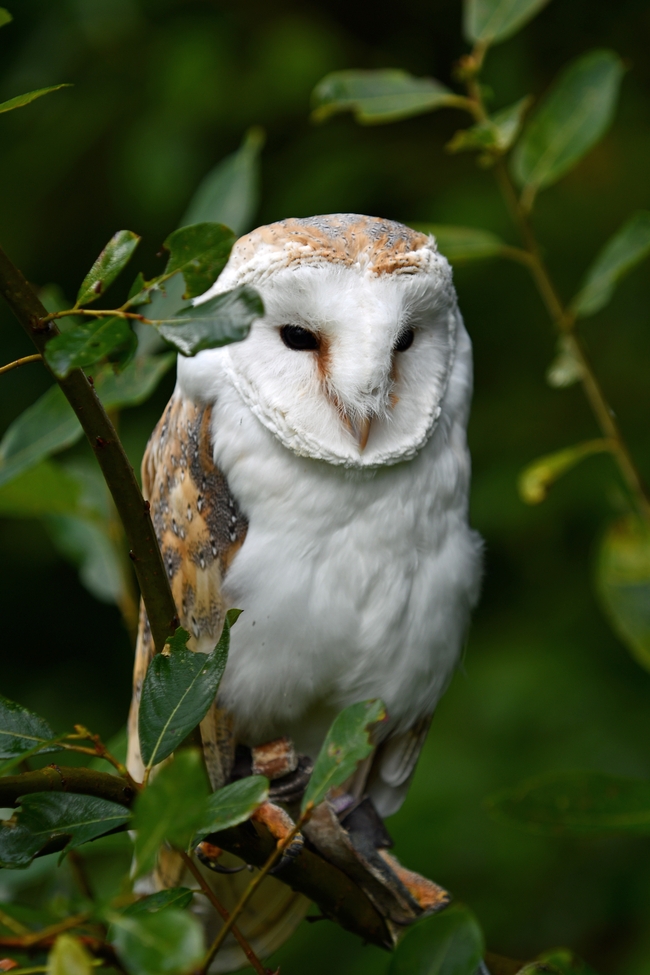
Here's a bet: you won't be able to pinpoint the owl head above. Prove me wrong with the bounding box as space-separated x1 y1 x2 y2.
178 214 468 469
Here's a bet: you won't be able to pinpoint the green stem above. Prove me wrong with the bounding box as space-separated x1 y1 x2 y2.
464 64 650 523
178 851 267 975
0 352 41 375
0 243 178 652
43 308 150 324
200 807 310 973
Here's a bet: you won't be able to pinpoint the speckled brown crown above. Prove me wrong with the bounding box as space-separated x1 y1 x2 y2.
226 214 435 281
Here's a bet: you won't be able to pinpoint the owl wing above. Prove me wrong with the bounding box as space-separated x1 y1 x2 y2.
126 388 248 787
364 716 433 819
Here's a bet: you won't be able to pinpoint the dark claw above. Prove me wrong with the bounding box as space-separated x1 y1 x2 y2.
195 841 246 874
270 833 304 875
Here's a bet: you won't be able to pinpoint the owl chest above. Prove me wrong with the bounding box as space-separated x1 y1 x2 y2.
205 394 473 748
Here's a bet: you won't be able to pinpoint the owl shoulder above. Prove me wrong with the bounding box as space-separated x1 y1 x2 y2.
142 388 248 649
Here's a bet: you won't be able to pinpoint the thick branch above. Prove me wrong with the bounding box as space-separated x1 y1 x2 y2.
0 243 178 652
0 766 392 950
0 766 136 807
209 820 393 950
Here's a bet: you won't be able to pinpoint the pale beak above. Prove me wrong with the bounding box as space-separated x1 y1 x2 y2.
344 414 372 451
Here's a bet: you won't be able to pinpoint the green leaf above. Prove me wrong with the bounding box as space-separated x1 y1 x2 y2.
0 461 82 517
571 211 650 318
138 618 231 772
0 354 173 491
122 887 194 917
388 903 484 975
412 224 509 262
484 770 650 835
447 96 531 158
0 386 82 488
192 775 269 845
0 9 12 28
520 948 599 975
311 70 462 125
518 439 610 504
546 336 583 388
132 749 210 877
0 694 57 760
302 699 386 812
164 626 192 653
45 316 137 378
157 285 262 357
0 83 72 115
47 933 94 975
0 793 131 867
97 353 175 409
163 223 236 301
46 514 125 605
597 515 650 672
75 230 141 307
183 127 264 236
511 50 625 209
464 0 551 44
110 908 205 975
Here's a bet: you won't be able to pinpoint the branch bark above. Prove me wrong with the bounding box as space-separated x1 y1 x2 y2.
0 765 392 951
0 243 178 652
0 765 136 807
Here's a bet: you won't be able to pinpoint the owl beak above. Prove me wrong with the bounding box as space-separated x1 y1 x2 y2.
345 414 372 452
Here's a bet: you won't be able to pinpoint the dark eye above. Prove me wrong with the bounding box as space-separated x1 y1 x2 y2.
280 325 320 351
394 328 414 353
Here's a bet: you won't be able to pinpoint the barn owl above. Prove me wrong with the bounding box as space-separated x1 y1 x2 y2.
127 214 482 969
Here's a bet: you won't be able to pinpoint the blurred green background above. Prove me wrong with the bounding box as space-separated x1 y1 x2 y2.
1 0 650 972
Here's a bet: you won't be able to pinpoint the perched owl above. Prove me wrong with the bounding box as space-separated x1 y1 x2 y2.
127 214 482 970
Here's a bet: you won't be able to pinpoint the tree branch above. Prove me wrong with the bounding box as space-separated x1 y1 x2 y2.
0 766 136 807
0 243 178 652
0 765 393 951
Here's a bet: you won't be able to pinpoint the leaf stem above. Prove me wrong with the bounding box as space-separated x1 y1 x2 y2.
200 806 311 974
0 353 41 376
0 242 178 652
0 907 30 937
42 309 150 324
178 851 268 975
0 913 92 949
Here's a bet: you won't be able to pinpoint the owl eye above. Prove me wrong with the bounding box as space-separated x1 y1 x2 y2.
394 328 415 353
280 325 320 351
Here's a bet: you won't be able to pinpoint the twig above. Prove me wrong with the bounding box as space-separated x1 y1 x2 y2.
0 908 30 938
0 243 178 653
178 851 268 975
200 808 310 973
67 850 95 903
0 353 41 376
42 308 151 324
0 913 92 949
463 52 650 523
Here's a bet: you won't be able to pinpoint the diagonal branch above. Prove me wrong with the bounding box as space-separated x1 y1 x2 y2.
0 243 178 652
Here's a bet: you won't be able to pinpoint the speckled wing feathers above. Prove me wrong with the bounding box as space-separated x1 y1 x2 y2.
127 390 248 785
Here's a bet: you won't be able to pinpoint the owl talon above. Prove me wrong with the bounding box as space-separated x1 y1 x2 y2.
270 832 304 875
195 840 246 874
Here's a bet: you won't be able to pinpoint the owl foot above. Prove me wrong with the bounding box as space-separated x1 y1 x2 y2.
252 800 304 875
304 796 449 927
231 738 314 804
194 840 246 875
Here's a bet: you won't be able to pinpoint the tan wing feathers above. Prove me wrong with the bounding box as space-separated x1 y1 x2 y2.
127 390 248 785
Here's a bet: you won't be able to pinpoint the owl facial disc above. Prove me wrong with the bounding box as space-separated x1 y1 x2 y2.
182 214 461 469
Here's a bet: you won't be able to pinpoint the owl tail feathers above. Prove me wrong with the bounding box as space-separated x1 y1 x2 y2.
148 846 310 974
303 799 449 940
